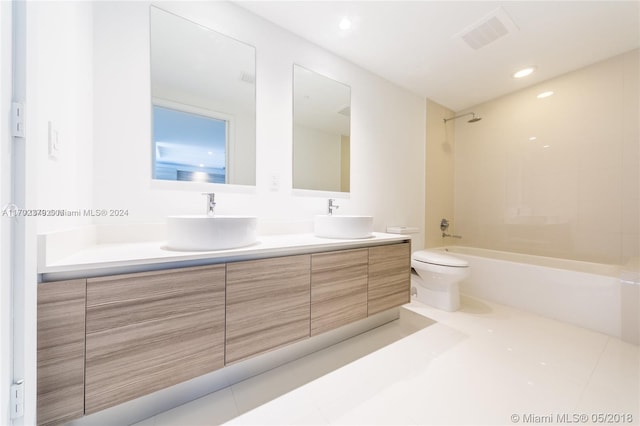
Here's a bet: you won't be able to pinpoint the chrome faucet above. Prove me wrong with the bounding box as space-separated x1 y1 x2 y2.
203 193 216 216
328 199 339 215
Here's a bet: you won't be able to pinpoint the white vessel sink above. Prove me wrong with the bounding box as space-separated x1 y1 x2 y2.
314 215 374 239
166 215 258 251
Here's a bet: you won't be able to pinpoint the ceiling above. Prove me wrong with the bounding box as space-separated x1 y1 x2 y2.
235 1 640 111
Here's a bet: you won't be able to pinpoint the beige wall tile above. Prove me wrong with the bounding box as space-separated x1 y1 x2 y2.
453 49 639 265
425 99 455 248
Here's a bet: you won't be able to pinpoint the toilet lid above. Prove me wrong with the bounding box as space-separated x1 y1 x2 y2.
412 250 468 267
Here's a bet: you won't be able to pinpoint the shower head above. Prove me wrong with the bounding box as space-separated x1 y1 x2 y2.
444 112 482 124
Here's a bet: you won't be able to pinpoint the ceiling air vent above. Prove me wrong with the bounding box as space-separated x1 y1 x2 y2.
240 72 255 84
457 7 518 50
337 105 351 117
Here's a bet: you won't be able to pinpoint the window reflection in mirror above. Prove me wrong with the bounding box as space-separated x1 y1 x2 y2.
293 65 351 193
152 104 229 183
150 6 256 186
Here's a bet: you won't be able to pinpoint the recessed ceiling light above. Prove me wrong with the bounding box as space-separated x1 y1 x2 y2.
513 66 536 79
528 136 537 141
537 91 554 99
339 17 352 31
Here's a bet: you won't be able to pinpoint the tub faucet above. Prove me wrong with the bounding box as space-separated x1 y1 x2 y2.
203 193 216 217
328 199 339 215
440 218 462 238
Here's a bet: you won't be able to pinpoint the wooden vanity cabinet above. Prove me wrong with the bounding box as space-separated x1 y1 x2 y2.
37 279 86 426
368 242 411 315
311 248 368 336
225 255 311 364
84 264 226 414
36 239 411 422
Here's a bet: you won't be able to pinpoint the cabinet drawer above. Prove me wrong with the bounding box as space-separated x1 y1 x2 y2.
311 249 368 335
85 265 225 414
37 279 86 426
226 255 311 364
368 242 411 315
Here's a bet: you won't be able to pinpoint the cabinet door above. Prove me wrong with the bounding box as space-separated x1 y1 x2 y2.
226 255 310 364
368 242 411 315
311 249 368 336
85 265 225 414
37 279 86 426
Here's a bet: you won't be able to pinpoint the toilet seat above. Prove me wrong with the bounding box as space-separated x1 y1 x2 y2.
412 250 468 268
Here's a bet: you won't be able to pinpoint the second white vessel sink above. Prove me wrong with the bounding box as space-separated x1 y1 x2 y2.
314 215 374 239
167 215 258 251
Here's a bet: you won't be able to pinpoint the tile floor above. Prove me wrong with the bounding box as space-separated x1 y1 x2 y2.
133 296 639 425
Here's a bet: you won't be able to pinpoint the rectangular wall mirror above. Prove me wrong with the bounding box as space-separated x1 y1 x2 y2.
292 65 351 193
150 6 256 186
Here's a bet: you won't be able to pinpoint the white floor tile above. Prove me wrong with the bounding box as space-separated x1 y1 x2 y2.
227 388 327 425
130 416 155 426
152 387 238 426
577 338 640 416
134 296 639 426
230 365 303 415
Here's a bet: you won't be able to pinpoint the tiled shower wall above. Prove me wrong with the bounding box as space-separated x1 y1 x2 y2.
454 49 639 265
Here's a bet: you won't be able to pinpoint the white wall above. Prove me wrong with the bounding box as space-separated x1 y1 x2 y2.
454 49 639 265
32 1 94 234
91 1 426 245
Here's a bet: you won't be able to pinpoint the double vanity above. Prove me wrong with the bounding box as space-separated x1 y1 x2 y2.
37 218 411 426
35 3 410 425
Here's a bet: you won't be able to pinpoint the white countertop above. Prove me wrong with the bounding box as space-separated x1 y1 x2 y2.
39 232 411 281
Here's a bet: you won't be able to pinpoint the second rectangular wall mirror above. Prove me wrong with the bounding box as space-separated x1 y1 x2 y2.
150 6 256 186
292 65 351 193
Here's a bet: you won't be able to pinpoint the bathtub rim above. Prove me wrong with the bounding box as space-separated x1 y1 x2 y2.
434 245 624 279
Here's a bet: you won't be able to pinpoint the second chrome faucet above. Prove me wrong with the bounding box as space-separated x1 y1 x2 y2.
328 199 339 215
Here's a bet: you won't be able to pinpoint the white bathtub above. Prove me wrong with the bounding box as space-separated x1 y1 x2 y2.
434 246 639 344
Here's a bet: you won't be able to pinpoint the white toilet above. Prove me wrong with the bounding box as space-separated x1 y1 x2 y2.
411 250 470 311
